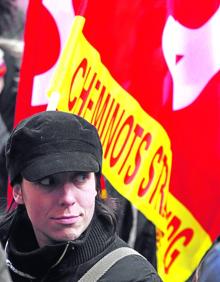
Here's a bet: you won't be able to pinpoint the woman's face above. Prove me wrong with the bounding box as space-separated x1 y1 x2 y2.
13 171 97 247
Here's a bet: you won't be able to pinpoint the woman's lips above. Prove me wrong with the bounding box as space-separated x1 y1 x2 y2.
52 215 81 224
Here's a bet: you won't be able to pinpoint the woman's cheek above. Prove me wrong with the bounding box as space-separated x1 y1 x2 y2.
81 189 97 208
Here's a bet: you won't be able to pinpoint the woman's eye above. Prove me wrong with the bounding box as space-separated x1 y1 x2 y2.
38 177 52 186
35 172 92 188
74 173 89 184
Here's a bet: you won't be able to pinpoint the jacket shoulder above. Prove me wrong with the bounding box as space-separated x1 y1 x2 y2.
99 248 162 282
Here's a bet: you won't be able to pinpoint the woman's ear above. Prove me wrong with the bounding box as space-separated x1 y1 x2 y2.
13 184 24 204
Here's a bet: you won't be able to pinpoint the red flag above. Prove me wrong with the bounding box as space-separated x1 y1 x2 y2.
14 0 220 281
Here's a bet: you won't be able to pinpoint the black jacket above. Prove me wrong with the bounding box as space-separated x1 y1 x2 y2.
0 207 162 282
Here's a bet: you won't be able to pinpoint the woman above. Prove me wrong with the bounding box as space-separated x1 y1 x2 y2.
0 111 162 282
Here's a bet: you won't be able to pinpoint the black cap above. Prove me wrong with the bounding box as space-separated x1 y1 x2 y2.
6 111 102 184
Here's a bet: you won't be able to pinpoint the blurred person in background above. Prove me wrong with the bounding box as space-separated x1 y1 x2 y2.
191 237 220 282
105 180 157 269
0 0 24 210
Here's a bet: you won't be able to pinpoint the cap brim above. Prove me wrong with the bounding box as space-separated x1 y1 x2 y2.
21 151 99 182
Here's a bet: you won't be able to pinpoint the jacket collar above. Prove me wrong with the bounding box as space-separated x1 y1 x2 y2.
5 207 115 279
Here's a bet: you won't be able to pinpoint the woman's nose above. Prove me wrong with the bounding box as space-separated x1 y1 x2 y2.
58 182 76 206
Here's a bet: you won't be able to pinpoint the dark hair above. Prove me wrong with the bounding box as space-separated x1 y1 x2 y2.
95 174 118 233
0 204 22 245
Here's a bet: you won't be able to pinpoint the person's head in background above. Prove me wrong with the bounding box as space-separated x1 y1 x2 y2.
0 0 23 114
0 0 25 40
4 110 116 247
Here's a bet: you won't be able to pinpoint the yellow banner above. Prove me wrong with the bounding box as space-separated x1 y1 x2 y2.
47 16 211 281
157 194 211 281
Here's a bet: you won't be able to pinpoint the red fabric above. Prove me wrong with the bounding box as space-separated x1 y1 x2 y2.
13 0 220 278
